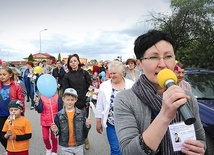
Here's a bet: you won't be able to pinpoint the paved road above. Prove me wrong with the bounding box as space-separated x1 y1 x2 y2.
0 100 110 155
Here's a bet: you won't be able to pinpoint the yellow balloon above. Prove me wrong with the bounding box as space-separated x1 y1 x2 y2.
34 66 42 74
88 66 93 71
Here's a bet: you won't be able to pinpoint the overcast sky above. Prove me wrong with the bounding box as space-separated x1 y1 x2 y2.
0 0 171 62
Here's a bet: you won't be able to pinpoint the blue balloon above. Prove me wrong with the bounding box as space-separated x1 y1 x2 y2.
37 74 57 98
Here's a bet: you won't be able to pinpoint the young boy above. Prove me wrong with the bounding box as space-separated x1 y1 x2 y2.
51 88 91 155
2 100 32 155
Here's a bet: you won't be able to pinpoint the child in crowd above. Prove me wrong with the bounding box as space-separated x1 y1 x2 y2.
51 88 91 155
91 76 100 89
2 100 32 155
88 75 100 105
87 69 93 80
0 67 25 153
11 68 27 98
34 93 63 155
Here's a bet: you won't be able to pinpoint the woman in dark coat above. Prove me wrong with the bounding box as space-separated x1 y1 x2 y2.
62 54 92 150
63 54 91 109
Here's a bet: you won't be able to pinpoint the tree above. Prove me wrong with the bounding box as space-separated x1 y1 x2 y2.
28 54 34 61
58 53 61 61
149 0 214 69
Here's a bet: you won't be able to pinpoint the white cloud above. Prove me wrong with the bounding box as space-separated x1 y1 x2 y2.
0 0 171 62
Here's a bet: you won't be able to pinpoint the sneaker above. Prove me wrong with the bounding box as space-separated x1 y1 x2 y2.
30 106 34 110
51 153 57 155
85 138 90 150
46 149 51 155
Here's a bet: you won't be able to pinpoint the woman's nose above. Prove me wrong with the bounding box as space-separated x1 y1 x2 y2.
158 58 167 68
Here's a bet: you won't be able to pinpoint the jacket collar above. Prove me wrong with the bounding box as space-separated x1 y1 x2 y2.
0 79 15 88
61 107 82 117
70 68 82 73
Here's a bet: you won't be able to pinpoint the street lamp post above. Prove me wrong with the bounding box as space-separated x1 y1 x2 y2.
39 29 47 60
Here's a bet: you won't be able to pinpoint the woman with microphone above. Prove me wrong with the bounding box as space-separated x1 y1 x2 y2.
114 30 205 155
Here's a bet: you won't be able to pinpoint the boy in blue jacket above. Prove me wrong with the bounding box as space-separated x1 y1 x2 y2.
51 88 91 155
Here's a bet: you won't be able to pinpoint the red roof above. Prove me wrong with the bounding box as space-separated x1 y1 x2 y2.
24 52 55 59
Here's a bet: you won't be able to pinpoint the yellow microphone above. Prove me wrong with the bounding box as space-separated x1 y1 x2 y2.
157 69 196 125
157 69 177 89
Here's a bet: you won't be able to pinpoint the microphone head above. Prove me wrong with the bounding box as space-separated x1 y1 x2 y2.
157 69 178 89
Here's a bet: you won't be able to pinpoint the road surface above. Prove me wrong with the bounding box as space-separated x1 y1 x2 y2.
0 100 110 155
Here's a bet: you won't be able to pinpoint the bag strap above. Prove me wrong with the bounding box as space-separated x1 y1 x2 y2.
0 94 8 109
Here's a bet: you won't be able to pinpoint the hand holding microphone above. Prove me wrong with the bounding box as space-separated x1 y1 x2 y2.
157 69 196 125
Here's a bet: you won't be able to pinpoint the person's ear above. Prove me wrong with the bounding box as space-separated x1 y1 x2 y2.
136 59 143 71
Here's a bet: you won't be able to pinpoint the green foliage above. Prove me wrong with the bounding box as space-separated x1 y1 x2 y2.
150 0 214 69
58 53 61 61
90 59 97 63
28 54 34 61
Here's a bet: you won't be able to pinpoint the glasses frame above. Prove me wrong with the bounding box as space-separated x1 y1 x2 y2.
140 55 175 61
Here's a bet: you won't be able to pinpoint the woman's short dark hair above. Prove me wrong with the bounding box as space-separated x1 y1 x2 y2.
134 29 175 59
67 54 81 71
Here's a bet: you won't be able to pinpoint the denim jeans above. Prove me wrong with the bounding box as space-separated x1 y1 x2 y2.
29 84 35 107
106 122 122 155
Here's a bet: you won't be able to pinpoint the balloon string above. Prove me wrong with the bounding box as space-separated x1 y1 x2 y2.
49 98 57 137
49 98 54 124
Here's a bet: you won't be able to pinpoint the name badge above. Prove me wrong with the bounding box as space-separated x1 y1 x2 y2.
169 121 196 152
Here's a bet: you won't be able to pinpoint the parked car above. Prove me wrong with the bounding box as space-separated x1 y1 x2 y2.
185 68 214 155
19 65 27 75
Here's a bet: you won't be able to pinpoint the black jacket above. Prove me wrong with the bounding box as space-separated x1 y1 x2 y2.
62 68 92 109
52 67 66 87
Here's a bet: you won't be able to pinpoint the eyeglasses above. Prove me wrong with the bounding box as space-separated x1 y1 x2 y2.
140 55 175 62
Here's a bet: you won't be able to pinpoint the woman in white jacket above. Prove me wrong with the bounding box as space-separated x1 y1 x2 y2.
95 60 134 155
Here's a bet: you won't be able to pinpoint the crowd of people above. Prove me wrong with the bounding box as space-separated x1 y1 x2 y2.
0 29 206 155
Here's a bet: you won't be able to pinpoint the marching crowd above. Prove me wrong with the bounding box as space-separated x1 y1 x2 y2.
0 30 206 155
